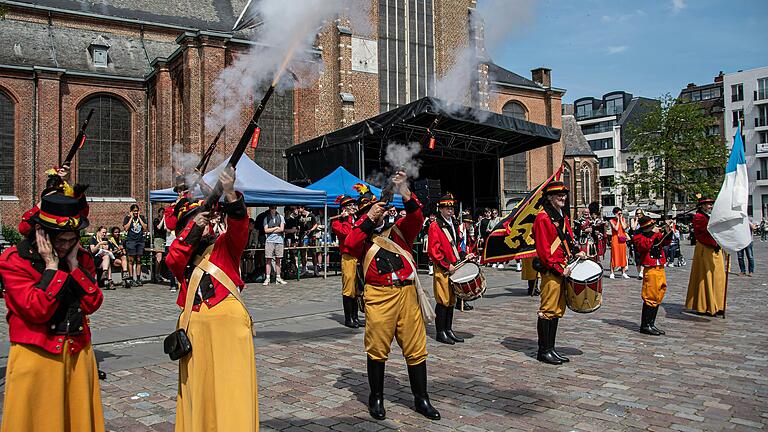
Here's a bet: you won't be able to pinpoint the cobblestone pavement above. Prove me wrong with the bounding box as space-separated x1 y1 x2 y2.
1 242 767 431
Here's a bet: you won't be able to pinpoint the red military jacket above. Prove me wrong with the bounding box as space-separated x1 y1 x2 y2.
345 196 424 286
693 211 718 248
166 194 249 311
428 215 465 270
533 206 577 275
0 242 103 355
632 231 672 267
331 214 356 255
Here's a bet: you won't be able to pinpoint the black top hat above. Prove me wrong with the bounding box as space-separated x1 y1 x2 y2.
173 175 188 193
639 216 655 230
543 181 568 196
437 192 456 208
173 197 204 233
31 194 89 232
353 183 378 214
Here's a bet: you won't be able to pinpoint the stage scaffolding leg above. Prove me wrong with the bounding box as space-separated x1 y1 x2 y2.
323 203 328 279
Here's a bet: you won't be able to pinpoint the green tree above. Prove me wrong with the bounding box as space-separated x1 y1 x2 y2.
618 94 728 214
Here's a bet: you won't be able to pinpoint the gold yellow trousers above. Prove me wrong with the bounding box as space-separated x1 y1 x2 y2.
176 296 259 432
341 253 358 297
364 283 427 366
642 266 667 307
521 257 539 281
432 267 456 307
685 243 726 315
1 341 104 432
538 271 566 319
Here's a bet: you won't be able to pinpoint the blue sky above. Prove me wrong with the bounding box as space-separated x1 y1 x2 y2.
489 0 768 103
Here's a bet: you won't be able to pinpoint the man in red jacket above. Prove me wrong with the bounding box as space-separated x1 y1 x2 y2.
0 194 105 431
685 197 726 315
632 216 672 335
532 181 586 365
331 194 360 328
345 171 440 422
428 192 471 345
165 167 259 431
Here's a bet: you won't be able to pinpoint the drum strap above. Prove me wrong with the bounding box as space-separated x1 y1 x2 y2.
362 226 436 324
441 227 461 261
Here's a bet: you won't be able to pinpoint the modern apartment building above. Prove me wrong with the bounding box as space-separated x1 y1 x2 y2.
571 91 658 212
723 66 768 219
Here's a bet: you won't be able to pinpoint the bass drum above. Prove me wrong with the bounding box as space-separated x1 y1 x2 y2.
565 259 604 313
449 261 487 301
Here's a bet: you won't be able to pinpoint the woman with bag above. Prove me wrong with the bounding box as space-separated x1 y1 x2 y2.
0 194 105 432
165 167 258 432
609 207 630 279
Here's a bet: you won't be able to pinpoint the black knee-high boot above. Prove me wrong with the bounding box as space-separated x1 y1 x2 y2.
407 361 441 420
536 317 562 365
351 297 361 327
649 305 665 335
434 304 454 345
640 303 661 335
342 296 358 328
549 318 569 362
445 305 464 343
367 357 386 420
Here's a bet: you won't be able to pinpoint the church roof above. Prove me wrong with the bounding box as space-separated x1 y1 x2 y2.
561 115 596 157
486 62 542 90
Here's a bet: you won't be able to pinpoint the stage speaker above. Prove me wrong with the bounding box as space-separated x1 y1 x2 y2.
414 179 441 214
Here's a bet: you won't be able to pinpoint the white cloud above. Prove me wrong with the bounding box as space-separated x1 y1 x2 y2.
607 46 628 55
600 9 646 23
672 0 686 13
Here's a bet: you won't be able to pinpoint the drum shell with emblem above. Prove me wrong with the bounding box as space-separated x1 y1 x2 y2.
449 261 487 301
565 260 604 313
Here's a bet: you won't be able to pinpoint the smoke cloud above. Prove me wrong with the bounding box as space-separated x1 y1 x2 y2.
366 141 422 191
433 0 536 113
205 0 371 133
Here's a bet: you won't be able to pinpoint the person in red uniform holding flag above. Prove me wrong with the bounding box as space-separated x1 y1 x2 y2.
428 192 472 345
632 216 672 335
0 194 105 432
345 171 440 422
331 194 361 328
165 167 259 432
685 197 726 316
532 181 586 365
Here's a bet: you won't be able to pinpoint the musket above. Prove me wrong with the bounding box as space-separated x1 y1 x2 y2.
203 85 276 209
187 125 225 191
63 108 95 167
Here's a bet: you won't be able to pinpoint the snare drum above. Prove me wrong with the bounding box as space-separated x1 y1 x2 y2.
565 260 604 313
449 261 487 301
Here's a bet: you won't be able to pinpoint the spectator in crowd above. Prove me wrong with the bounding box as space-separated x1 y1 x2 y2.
283 206 300 280
164 219 178 292
609 207 630 279
477 208 492 266
385 205 398 226
298 206 318 275
108 226 130 288
422 213 437 275
89 226 115 289
488 208 504 269
152 207 168 283
264 205 288 285
760 219 767 242
737 222 757 277
123 204 148 286
242 218 259 282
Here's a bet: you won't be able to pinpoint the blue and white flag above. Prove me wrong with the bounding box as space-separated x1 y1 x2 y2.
708 125 752 254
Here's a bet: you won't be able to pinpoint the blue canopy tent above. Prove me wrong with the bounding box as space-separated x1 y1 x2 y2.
305 166 404 208
149 157 326 206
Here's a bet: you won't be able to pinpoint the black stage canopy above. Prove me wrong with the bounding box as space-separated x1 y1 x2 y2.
286 96 561 212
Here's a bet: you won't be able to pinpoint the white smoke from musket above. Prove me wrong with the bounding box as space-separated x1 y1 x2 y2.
367 142 423 189
204 0 371 133
434 0 536 113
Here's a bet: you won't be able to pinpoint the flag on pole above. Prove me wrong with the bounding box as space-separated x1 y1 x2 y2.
708 124 752 254
482 165 563 263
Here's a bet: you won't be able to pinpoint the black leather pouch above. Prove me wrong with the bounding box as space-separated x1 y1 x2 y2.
164 329 192 361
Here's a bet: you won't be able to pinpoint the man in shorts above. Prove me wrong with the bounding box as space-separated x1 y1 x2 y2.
123 204 148 286
264 205 287 285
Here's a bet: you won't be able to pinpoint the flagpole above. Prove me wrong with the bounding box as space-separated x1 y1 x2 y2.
722 252 729 319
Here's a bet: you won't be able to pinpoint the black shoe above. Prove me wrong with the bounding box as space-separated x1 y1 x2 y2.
549 318 569 362
123 277 133 289
367 357 386 420
434 305 454 345
343 296 358 328
640 304 661 335
461 301 473 311
98 370 107 380
445 305 464 343
536 317 562 365
648 305 665 335
407 362 441 420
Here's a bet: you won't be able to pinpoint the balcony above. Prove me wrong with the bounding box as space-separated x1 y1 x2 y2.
754 90 768 103
757 143 768 155
758 171 768 186
756 117 768 129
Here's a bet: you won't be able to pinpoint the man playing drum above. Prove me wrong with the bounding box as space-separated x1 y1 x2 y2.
345 171 440 421
632 216 672 335
428 193 472 345
331 194 361 328
532 182 586 365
